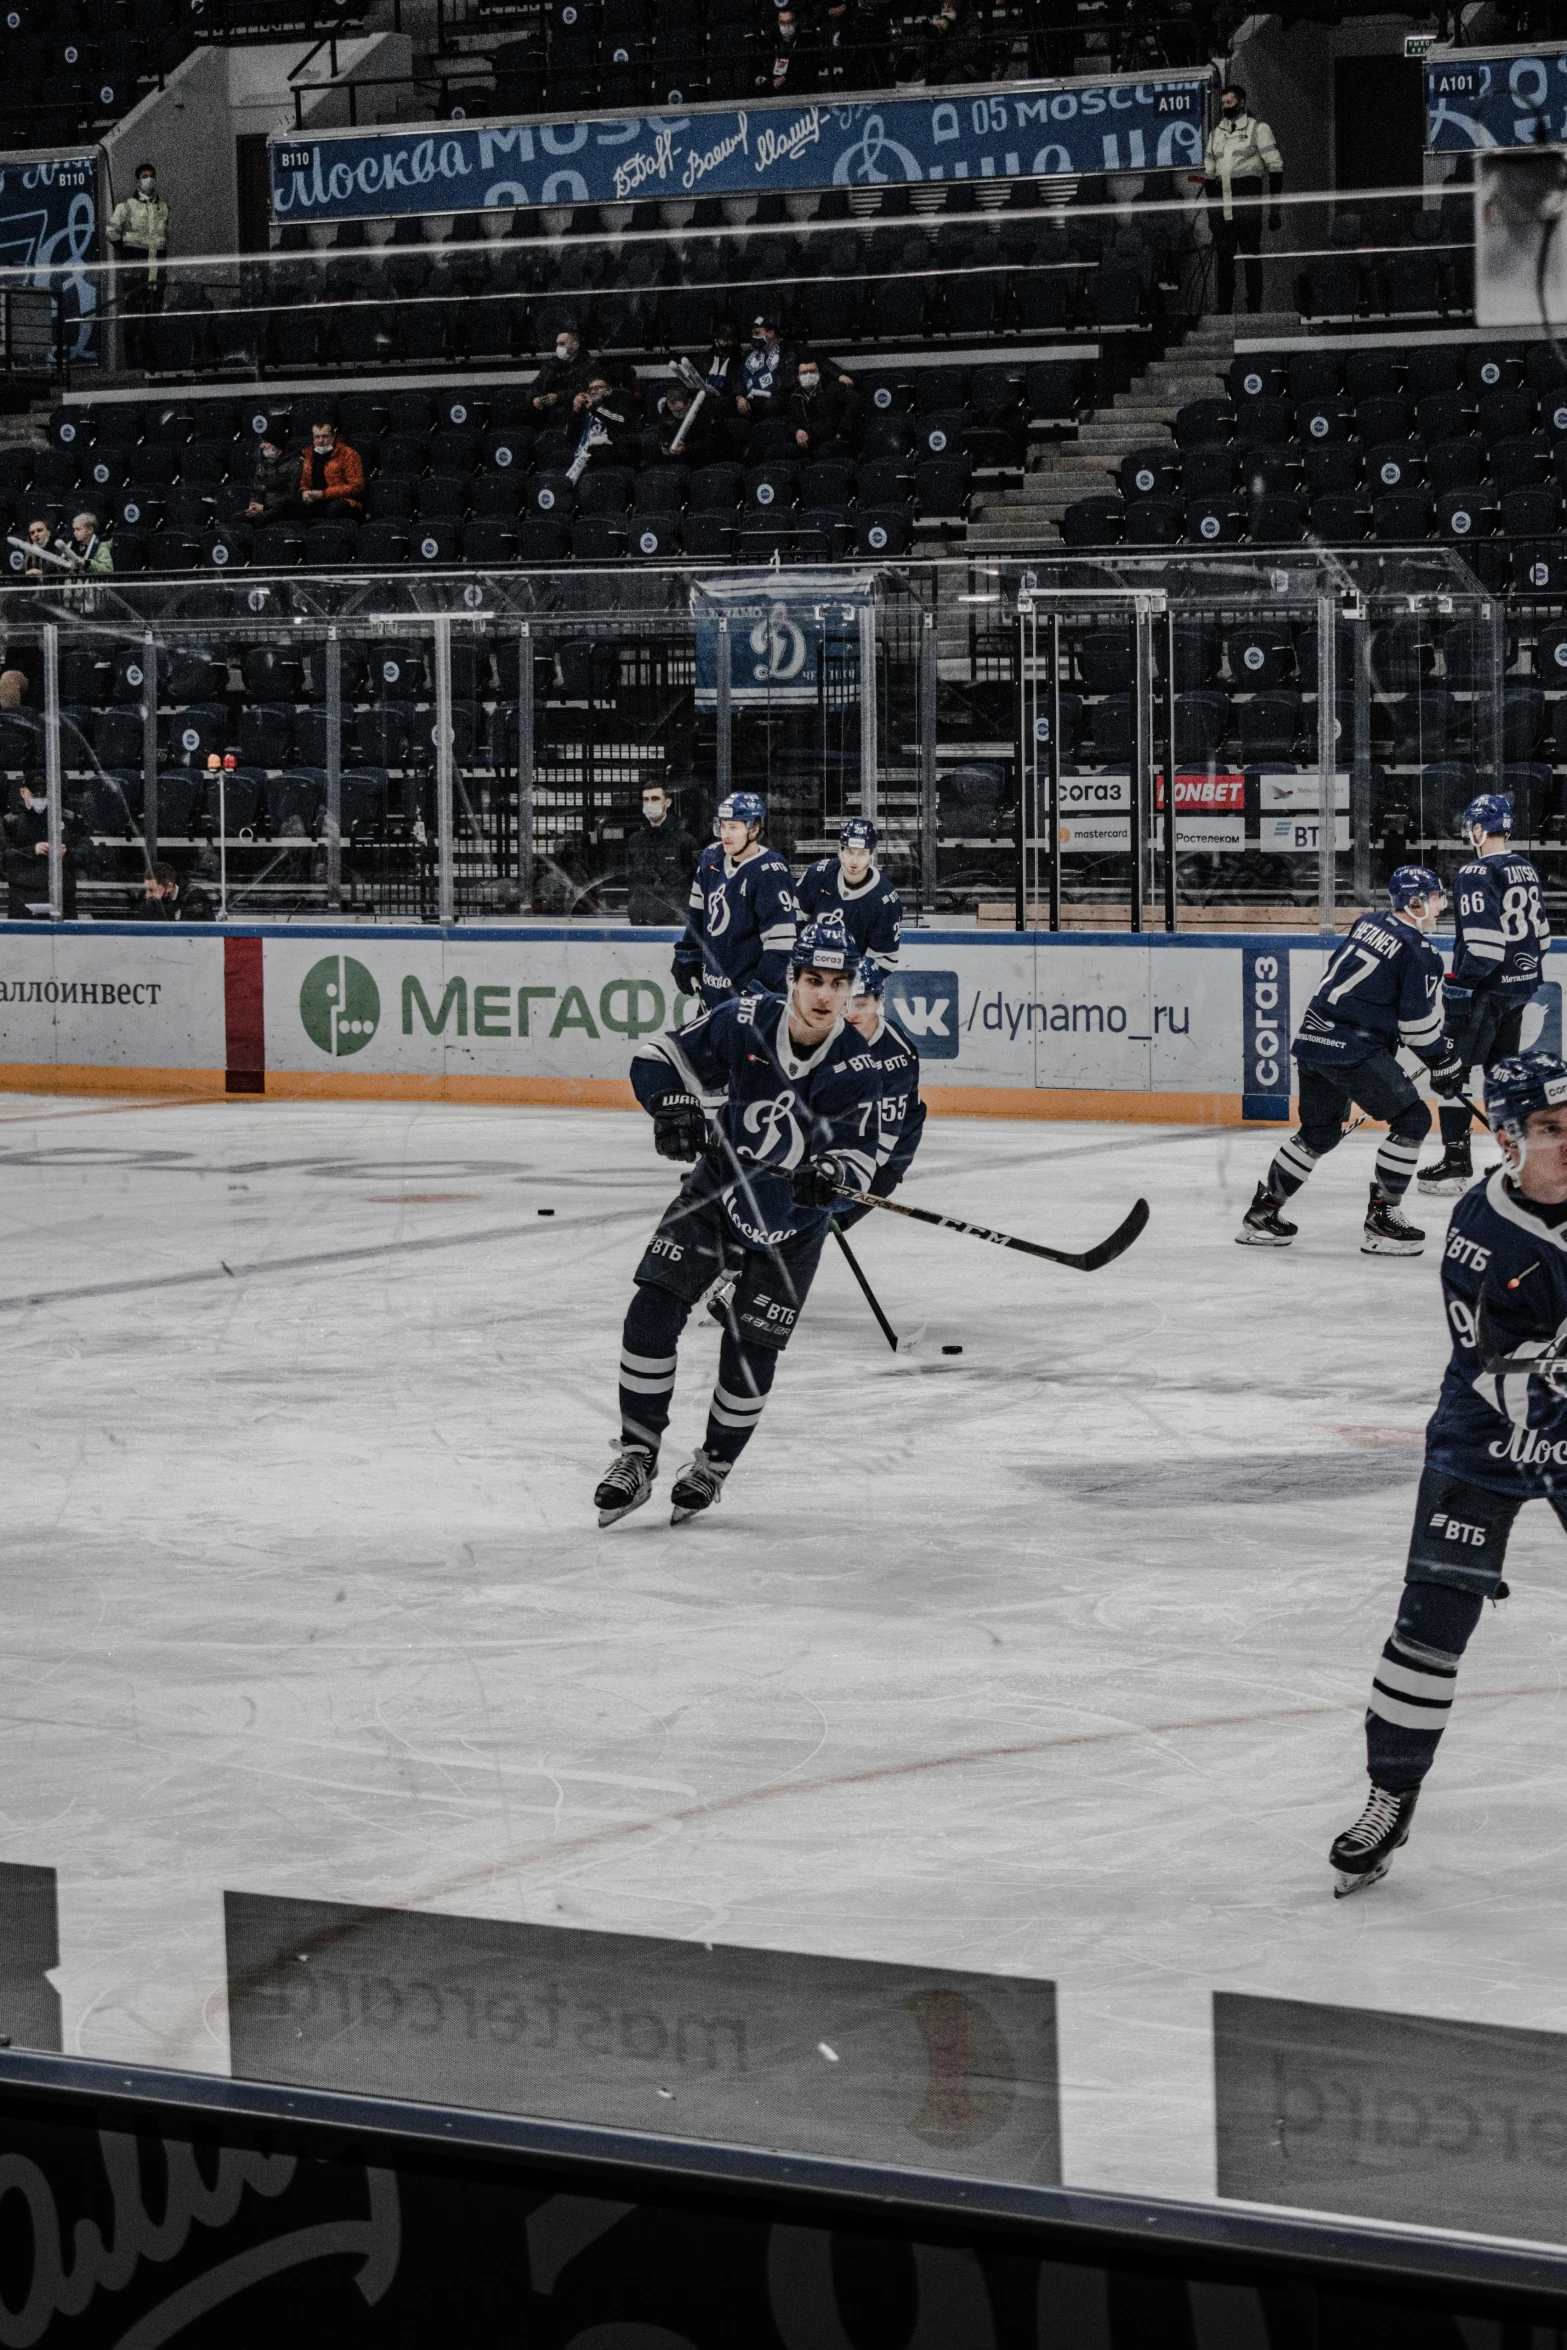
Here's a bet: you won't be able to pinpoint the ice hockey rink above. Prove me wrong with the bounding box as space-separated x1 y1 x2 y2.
6 1089 1567 2222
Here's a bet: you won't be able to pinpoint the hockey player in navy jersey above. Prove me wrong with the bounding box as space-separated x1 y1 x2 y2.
833 956 926 1228
1331 1052 1567 1893
595 912 881 1529
672 790 799 1012
1419 793 1550 1196
1236 865 1466 1257
795 819 902 974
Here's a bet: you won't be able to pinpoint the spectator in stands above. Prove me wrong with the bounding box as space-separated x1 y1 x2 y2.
0 671 28 711
67 513 112 575
571 374 637 465
738 315 788 423
132 861 214 922
656 384 722 467
701 321 741 402
756 5 813 92
4 774 80 920
297 418 365 521
19 520 56 581
627 784 700 926
1203 84 1284 316
242 423 298 525
107 162 170 371
532 328 593 416
788 356 859 457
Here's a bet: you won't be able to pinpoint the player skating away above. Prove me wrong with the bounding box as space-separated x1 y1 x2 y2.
1330 1052 1567 1895
1236 866 1466 1257
834 955 926 1228
1419 794 1550 1196
595 913 880 1529
795 819 903 974
672 790 799 1013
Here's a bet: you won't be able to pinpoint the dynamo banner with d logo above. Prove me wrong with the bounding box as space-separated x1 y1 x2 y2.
692 572 872 710
0 151 100 362
1425 50 1567 150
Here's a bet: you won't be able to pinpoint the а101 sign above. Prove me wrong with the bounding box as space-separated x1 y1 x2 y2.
268 79 1207 224
1425 50 1567 149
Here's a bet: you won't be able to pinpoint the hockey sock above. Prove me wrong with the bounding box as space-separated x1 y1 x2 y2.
702 1330 778 1465
1373 1104 1431 1202
1266 1131 1322 1202
1364 1579 1484 1791
618 1282 691 1451
1437 1101 1474 1151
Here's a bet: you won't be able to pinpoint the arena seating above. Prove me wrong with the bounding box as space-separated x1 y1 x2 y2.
0 0 196 151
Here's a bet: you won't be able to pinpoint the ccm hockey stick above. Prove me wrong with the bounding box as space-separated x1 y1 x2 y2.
829 1219 928 1354
831 1186 1149 1272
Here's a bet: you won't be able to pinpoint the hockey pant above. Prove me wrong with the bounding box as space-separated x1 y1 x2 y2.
1365 1464 1567 1791
1267 1051 1429 1206
1438 994 1523 1149
617 1158 827 1464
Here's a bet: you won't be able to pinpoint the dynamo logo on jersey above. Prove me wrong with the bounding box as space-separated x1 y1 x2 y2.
884 970 959 1059
741 1091 804 1166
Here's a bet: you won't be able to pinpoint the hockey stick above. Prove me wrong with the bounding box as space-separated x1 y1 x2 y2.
1474 1282 1567 1379
831 1219 904 1353
831 1185 1149 1272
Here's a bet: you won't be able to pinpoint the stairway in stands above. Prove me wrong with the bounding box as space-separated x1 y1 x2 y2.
965 311 1298 552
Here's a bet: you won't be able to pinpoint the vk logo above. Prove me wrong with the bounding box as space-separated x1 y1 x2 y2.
1522 982 1563 1058
885 970 960 1060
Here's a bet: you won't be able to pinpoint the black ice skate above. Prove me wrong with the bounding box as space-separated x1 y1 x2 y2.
669 1448 731 1522
1417 1140 1473 1196
1330 1783 1419 1897
594 1442 658 1528
1234 1182 1297 1248
1361 1187 1424 1256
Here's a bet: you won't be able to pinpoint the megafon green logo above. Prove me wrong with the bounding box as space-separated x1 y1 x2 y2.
300 954 381 1056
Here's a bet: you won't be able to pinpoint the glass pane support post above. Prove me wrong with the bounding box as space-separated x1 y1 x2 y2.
516 624 535 913
324 628 342 914
1316 590 1337 935
1014 603 1030 934
1486 597 1505 794
1162 607 1177 934
1351 605 1373 908
42 622 62 920
715 617 732 801
918 610 937 920
858 600 878 824
433 614 455 926
1131 600 1154 934
141 632 158 865
1047 612 1061 934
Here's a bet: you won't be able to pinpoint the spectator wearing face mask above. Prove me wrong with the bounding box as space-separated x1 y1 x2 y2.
532 328 594 414
107 162 170 371
242 421 299 524
738 316 788 423
296 419 365 521
756 3 814 91
627 784 701 926
787 356 859 458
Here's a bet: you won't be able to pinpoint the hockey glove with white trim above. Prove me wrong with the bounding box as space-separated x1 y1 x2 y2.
1425 1048 1468 1099
1442 980 1473 1012
790 1153 847 1209
652 1094 707 1162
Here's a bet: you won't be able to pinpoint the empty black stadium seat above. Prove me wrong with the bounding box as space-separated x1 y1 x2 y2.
416 474 470 520
1078 629 1133 694
1501 485 1563 539
1428 436 1487 493
1120 447 1179 500
1183 450 1236 500
1435 484 1498 541
1123 496 1183 548
519 516 572 560
628 514 681 559
1373 489 1434 541
252 523 306 568
1309 494 1371 543
1061 496 1123 549
1302 445 1361 498
1234 399 1294 451
572 517 627 561
1366 442 1422 494
1390 691 1455 760
1174 401 1234 452
167 704 225 765
237 704 294 767
462 519 519 565
854 509 909 556
1186 496 1244 545
267 772 323 838
306 523 360 568
358 523 410 567
1468 350 1523 394
1238 692 1303 765
1371 621 1436 689
1174 692 1228 763
1502 684 1546 760
1229 358 1285 405
1228 625 1294 688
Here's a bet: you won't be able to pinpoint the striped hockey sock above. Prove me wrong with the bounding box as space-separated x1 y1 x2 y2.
1365 1629 1460 1788
1373 1133 1422 1202
618 1282 689 1452
703 1333 778 1465
1266 1131 1320 1202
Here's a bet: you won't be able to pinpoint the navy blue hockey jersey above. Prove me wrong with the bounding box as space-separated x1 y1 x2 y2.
1293 911 1445 1070
1449 850 1550 998
795 859 903 972
1426 1168 1567 1498
632 992 880 1248
674 843 799 1010
864 1011 925 1188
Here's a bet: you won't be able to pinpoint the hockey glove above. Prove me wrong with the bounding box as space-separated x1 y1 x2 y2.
670 955 701 998
1425 1049 1468 1099
652 1094 707 1162
1442 980 1473 1011
790 1154 846 1209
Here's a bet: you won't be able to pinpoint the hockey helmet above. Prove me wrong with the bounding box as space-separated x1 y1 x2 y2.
789 911 855 974
1388 863 1443 911
716 790 766 832
839 817 879 853
1485 1052 1567 1136
851 954 886 997
1462 792 1514 841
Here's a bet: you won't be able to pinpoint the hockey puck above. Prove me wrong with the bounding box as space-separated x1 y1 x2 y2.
537 1208 555 1217
942 1344 963 1355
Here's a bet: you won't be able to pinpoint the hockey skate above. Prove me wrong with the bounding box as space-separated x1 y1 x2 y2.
1234 1181 1297 1248
1330 1783 1419 1896
669 1448 731 1523
594 1441 658 1528
1417 1140 1474 1196
1361 1187 1424 1256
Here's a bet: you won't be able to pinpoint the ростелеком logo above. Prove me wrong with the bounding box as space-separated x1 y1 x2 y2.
300 954 381 1056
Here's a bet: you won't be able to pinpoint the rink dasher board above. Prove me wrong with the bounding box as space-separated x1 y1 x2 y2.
0 924 1547 1124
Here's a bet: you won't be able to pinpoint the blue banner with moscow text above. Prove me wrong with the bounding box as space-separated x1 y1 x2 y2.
1425 50 1567 150
268 80 1208 224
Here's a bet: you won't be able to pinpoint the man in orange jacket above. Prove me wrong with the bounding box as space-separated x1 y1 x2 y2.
297 417 364 517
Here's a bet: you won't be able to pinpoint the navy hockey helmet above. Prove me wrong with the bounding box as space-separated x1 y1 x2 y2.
1462 792 1514 840
1485 1052 1567 1136
1388 863 1443 911
716 790 766 831
789 911 855 975
839 817 879 852
851 954 886 997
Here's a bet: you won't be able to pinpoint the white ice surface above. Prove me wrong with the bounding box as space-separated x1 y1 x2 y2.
3 1093 1564 2212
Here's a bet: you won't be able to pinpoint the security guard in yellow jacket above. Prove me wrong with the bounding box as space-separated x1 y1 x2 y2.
107 163 171 369
1203 84 1283 315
